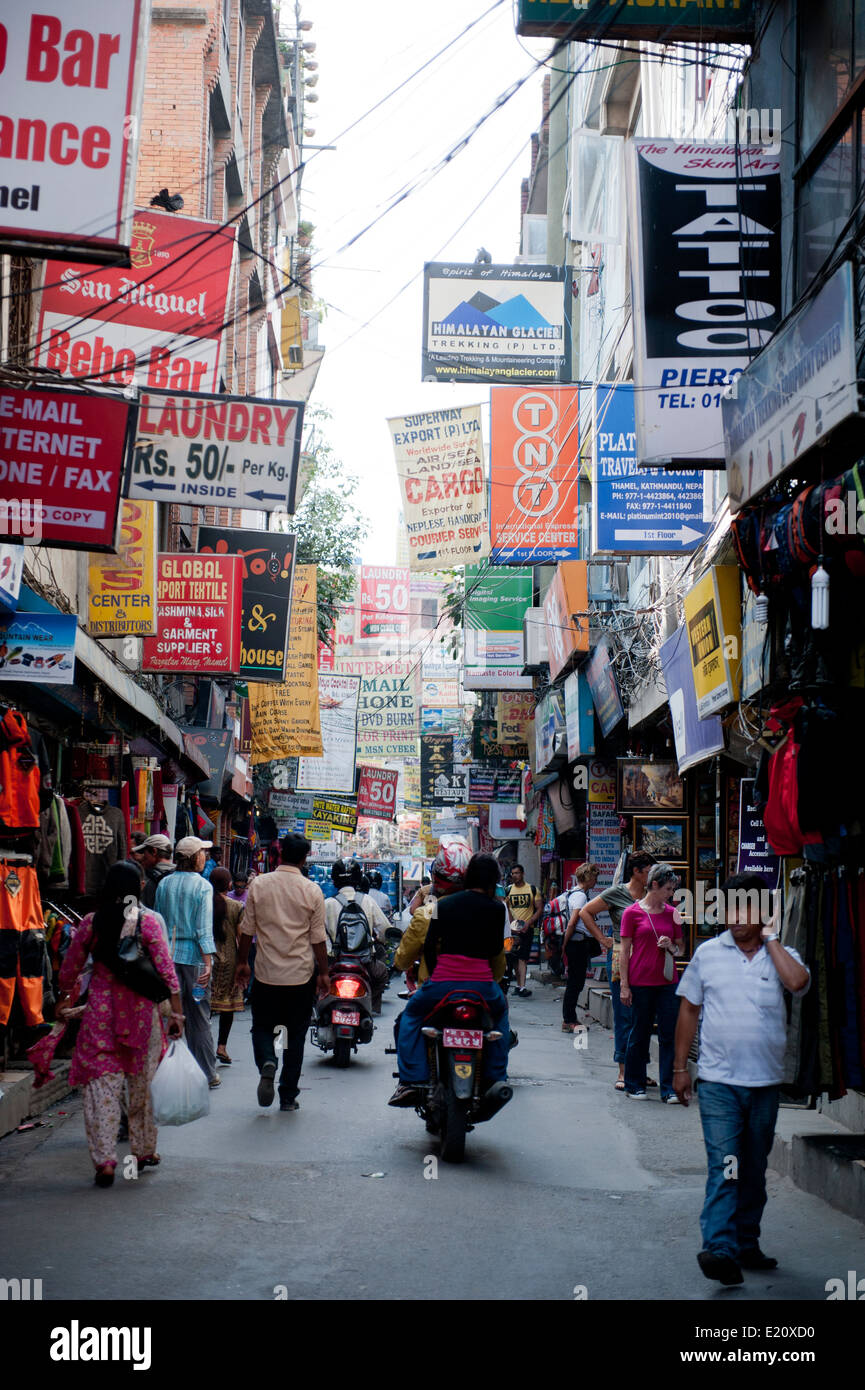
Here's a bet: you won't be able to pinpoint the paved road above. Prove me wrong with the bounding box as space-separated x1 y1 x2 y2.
2 976 863 1302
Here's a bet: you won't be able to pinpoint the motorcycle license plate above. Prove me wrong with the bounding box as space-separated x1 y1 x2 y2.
442 1028 483 1049
332 1009 360 1026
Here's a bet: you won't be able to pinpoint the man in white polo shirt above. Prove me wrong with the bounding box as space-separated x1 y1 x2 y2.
673 872 810 1287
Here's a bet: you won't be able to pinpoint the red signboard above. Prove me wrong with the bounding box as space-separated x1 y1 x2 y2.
36 209 236 393
0 385 132 549
142 553 243 674
358 566 410 638
357 765 399 822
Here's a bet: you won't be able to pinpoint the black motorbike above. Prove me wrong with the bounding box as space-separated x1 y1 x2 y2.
414 990 513 1163
310 954 375 1068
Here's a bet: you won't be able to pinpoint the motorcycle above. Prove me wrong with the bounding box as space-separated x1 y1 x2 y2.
310 954 375 1068
412 989 513 1163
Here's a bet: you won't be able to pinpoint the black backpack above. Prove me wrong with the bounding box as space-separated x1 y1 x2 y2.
334 893 373 956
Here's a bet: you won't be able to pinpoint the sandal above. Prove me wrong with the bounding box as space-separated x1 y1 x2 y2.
646 1077 658 1088
136 1154 160 1172
94 1163 116 1188
614 1080 626 1091
561 1022 576 1032
216 1050 232 1065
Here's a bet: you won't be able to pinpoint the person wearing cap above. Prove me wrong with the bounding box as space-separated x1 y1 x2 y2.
619 863 685 1102
154 836 219 1089
389 839 508 1107
131 834 175 910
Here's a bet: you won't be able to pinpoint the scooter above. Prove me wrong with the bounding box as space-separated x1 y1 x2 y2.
310 955 375 1068
411 990 513 1163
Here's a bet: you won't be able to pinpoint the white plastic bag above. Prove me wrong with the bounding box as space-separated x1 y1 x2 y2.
150 1039 210 1126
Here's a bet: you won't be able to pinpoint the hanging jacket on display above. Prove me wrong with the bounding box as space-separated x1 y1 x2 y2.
0 709 49 832
759 699 805 856
79 800 127 895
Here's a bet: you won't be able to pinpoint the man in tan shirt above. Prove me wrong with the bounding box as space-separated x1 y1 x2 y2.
235 833 329 1111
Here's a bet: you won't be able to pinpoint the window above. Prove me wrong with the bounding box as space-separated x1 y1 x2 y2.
797 127 854 293
799 2 854 157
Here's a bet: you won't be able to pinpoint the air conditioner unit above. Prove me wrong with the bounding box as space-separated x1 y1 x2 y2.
523 608 549 672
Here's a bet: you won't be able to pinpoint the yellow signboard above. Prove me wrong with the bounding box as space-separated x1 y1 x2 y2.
249 565 322 763
683 567 742 719
87 500 158 637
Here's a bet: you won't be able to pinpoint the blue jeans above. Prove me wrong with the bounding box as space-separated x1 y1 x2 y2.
607 948 635 1065
624 982 680 1097
397 979 509 1085
697 1081 780 1260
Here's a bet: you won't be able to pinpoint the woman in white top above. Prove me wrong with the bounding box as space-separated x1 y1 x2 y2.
561 863 600 1032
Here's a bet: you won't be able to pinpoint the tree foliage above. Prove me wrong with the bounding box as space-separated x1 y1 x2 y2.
293 408 367 642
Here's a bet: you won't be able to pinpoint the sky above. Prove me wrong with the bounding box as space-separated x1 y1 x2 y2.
296 0 548 563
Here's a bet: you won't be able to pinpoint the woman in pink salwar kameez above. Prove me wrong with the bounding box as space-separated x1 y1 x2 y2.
56 861 184 1187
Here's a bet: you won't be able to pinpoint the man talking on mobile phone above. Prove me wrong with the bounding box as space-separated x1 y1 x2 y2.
673 873 810 1287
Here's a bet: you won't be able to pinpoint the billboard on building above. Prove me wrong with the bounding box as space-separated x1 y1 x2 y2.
422 263 571 384
36 210 236 393
489 386 581 563
627 140 781 468
0 2 148 259
142 553 243 674
543 561 589 681
87 499 157 636
197 527 296 684
334 655 419 760
388 405 489 570
296 674 360 795
463 565 533 691
517 1 755 40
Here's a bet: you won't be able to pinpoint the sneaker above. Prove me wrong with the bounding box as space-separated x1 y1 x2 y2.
279 1100 300 1113
257 1061 276 1107
663 1094 681 1104
626 1089 647 1100
515 987 532 998
738 1247 778 1270
697 1250 744 1285
387 1082 419 1108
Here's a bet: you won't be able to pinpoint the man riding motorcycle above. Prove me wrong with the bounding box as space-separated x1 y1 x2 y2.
388 839 509 1108
324 859 390 1013
367 870 394 923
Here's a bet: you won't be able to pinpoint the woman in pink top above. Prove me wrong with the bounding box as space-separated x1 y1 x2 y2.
619 863 684 1102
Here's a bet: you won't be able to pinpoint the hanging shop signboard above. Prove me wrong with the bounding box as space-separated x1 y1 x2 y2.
0 545 25 613
0 385 133 550
422 263 571 384
535 688 566 773
472 719 530 761
463 564 533 691
420 733 468 807
0 2 148 260
659 624 725 774
683 566 742 718
128 391 304 512
197 527 297 682
564 669 595 763
0 611 76 683
388 405 489 570
180 727 232 800
584 635 625 738
334 656 419 759
358 566 411 638
592 383 708 553
87 498 157 636
543 561 589 681
517 1 755 41
296 674 360 795
723 262 859 513
36 210 236 392
737 778 781 891
489 386 581 563
141 553 243 674
246 565 321 763
627 140 781 468
357 765 399 822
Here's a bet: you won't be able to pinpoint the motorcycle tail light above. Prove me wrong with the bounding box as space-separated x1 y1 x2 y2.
454 1003 480 1022
335 977 364 999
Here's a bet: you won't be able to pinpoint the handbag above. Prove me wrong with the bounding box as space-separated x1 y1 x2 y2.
648 916 675 982
114 911 171 1003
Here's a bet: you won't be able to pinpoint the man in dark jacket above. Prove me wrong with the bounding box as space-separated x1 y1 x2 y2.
131 834 175 909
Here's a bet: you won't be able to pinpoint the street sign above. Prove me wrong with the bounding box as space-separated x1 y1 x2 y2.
592 384 709 554
128 390 304 511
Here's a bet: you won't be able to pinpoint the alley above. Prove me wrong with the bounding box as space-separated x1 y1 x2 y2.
3 978 862 1303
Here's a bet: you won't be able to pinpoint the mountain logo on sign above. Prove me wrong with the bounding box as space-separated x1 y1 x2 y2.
432 292 560 340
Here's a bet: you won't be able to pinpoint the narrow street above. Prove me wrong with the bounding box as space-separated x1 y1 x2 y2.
3 976 862 1303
